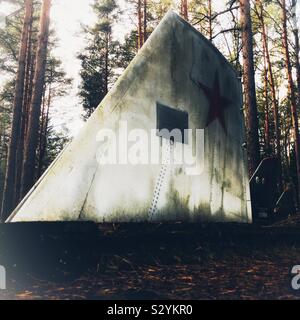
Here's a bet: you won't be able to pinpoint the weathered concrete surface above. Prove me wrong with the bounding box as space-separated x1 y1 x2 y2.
8 11 251 223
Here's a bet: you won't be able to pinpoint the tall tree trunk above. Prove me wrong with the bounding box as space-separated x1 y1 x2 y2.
1 0 33 221
239 0 260 176
37 85 51 178
256 0 282 190
262 44 270 154
143 0 147 42
14 4 34 204
208 0 213 41
294 29 300 100
21 0 51 198
292 1 300 103
105 31 109 94
137 0 143 49
37 89 46 177
25 51 36 135
181 0 188 21
281 0 300 199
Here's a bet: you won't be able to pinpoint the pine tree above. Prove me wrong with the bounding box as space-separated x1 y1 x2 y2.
78 0 119 119
1 0 33 221
239 0 261 176
21 0 52 198
254 0 282 188
281 0 300 199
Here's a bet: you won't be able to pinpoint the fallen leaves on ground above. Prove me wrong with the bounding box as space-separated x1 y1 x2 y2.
2 217 300 300
0 244 300 300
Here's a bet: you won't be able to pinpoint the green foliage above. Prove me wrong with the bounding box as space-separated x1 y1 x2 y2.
0 79 14 203
117 30 138 69
45 56 72 97
0 0 41 74
145 0 174 31
37 127 70 176
78 0 120 119
78 50 110 119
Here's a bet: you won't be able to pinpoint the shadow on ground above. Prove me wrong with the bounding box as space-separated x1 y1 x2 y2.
1 217 300 300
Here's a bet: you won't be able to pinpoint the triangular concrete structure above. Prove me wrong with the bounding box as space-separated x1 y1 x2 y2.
8 11 252 223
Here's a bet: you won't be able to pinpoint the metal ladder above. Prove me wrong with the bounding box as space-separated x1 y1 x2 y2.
148 139 174 220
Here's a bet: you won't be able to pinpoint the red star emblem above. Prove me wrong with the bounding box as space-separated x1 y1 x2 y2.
192 71 231 134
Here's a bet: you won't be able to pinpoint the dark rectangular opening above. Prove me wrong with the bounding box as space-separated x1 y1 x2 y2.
156 103 189 144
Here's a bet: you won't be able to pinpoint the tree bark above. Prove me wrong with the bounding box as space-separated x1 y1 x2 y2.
37 85 50 179
14 4 34 204
239 0 260 176
281 0 300 200
294 29 300 99
256 0 282 190
137 0 143 49
208 0 213 41
181 0 188 21
1 0 33 221
143 0 147 42
291 1 300 103
21 0 51 198
105 31 109 94
262 43 270 154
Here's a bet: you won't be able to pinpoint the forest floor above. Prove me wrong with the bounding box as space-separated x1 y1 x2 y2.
1 217 300 300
